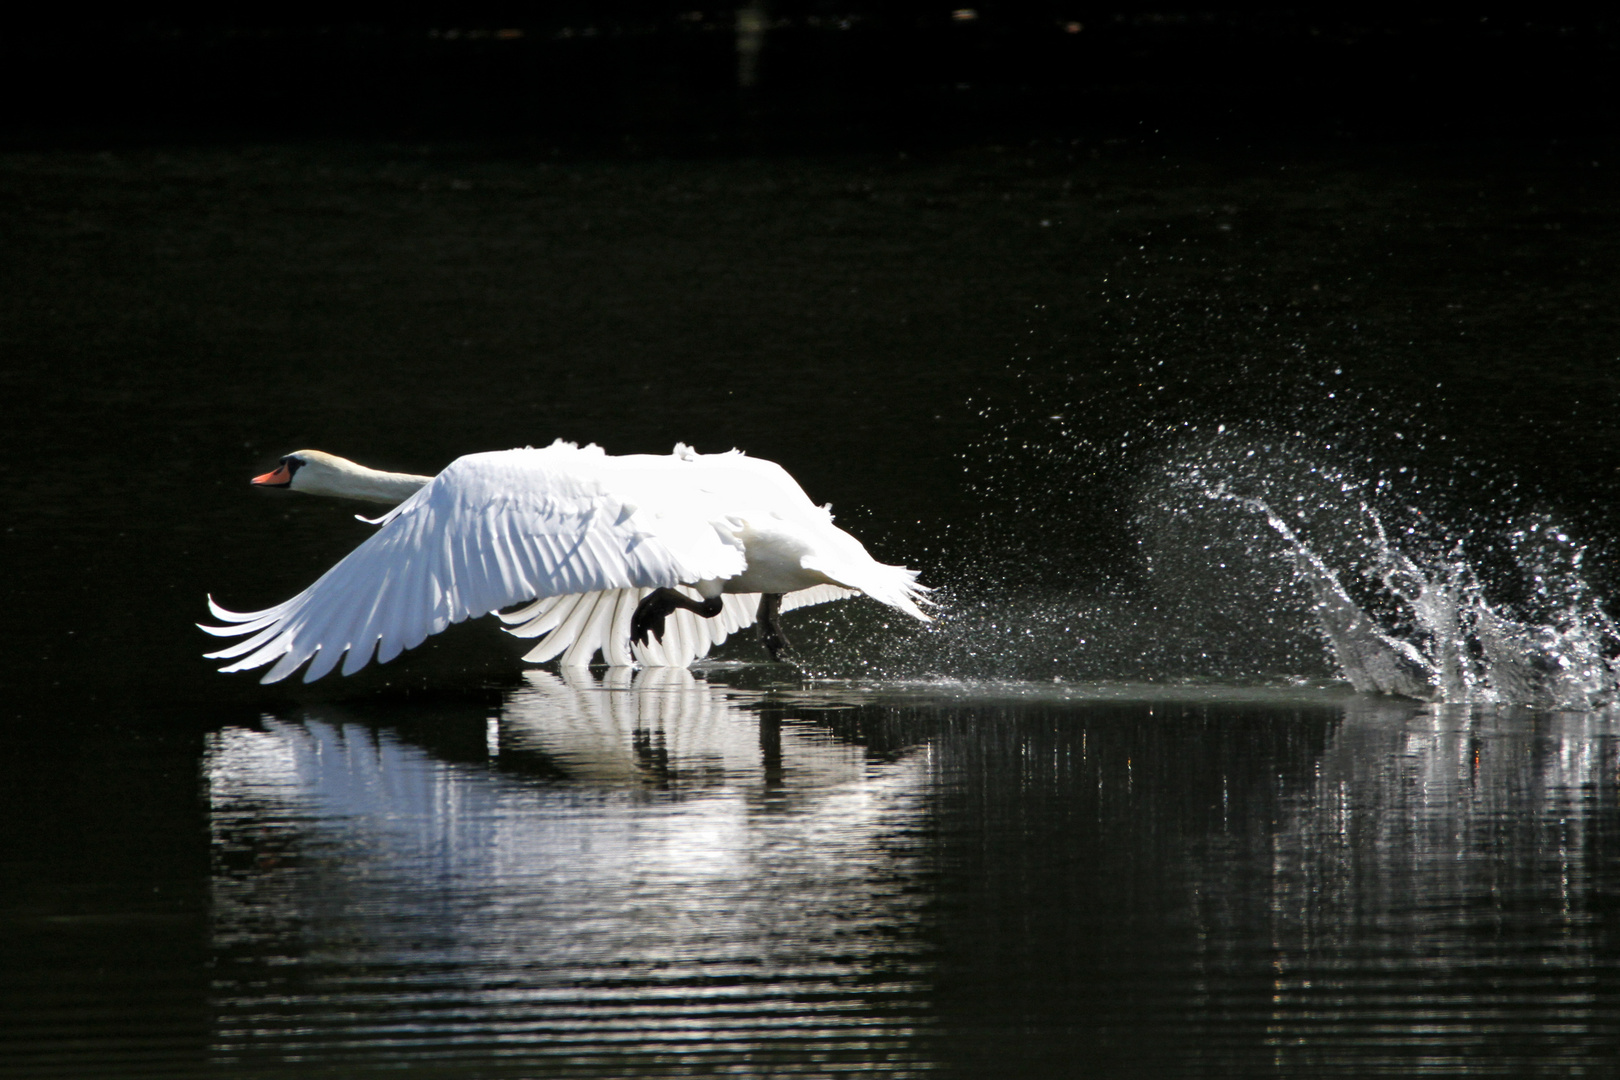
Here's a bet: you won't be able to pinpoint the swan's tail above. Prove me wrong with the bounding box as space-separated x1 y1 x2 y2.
800 555 933 623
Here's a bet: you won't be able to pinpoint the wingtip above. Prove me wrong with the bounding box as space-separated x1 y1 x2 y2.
206 594 247 622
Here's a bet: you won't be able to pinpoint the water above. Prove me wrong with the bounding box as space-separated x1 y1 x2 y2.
10 676 1620 1076
207 672 935 1077
6 138 1620 1076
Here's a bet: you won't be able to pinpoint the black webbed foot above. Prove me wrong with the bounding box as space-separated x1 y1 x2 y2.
757 593 792 661
631 588 725 647
631 589 678 646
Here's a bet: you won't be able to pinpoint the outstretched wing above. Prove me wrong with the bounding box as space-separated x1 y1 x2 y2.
201 447 747 683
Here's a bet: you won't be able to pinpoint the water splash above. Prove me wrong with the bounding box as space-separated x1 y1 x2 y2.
797 410 1617 709
1191 470 1620 709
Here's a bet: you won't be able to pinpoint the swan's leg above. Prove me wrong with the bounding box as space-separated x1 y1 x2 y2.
757 593 791 661
631 588 725 647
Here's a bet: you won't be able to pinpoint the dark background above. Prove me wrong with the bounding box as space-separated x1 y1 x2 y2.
5 4 1616 149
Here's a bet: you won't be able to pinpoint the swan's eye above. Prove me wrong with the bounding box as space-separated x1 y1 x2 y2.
283 456 304 476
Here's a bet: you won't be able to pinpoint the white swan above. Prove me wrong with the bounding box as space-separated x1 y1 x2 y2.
203 441 931 683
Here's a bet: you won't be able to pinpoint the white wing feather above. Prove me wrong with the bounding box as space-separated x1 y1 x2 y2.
498 585 859 668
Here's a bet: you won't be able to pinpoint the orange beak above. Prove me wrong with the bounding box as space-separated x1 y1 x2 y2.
252 463 295 488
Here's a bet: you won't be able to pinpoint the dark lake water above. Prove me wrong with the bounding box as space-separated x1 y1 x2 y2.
4 138 1620 1076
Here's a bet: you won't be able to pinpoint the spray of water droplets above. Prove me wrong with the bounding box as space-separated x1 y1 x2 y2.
788 425 1620 710
1158 435 1620 708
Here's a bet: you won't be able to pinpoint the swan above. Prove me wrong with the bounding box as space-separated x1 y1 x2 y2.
202 441 931 683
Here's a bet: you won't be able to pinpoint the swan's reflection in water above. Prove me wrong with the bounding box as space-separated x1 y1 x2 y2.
497 667 859 795
206 669 935 1077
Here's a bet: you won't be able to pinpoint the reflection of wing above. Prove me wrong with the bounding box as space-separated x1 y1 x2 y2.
496 667 869 788
203 673 933 1072
495 584 859 668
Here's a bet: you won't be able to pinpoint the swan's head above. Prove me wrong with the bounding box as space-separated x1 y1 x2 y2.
250 450 364 498
251 449 434 506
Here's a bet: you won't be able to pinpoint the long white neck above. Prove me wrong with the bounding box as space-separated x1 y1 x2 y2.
291 450 434 505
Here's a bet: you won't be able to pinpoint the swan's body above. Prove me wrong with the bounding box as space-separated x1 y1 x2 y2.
204 441 930 682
